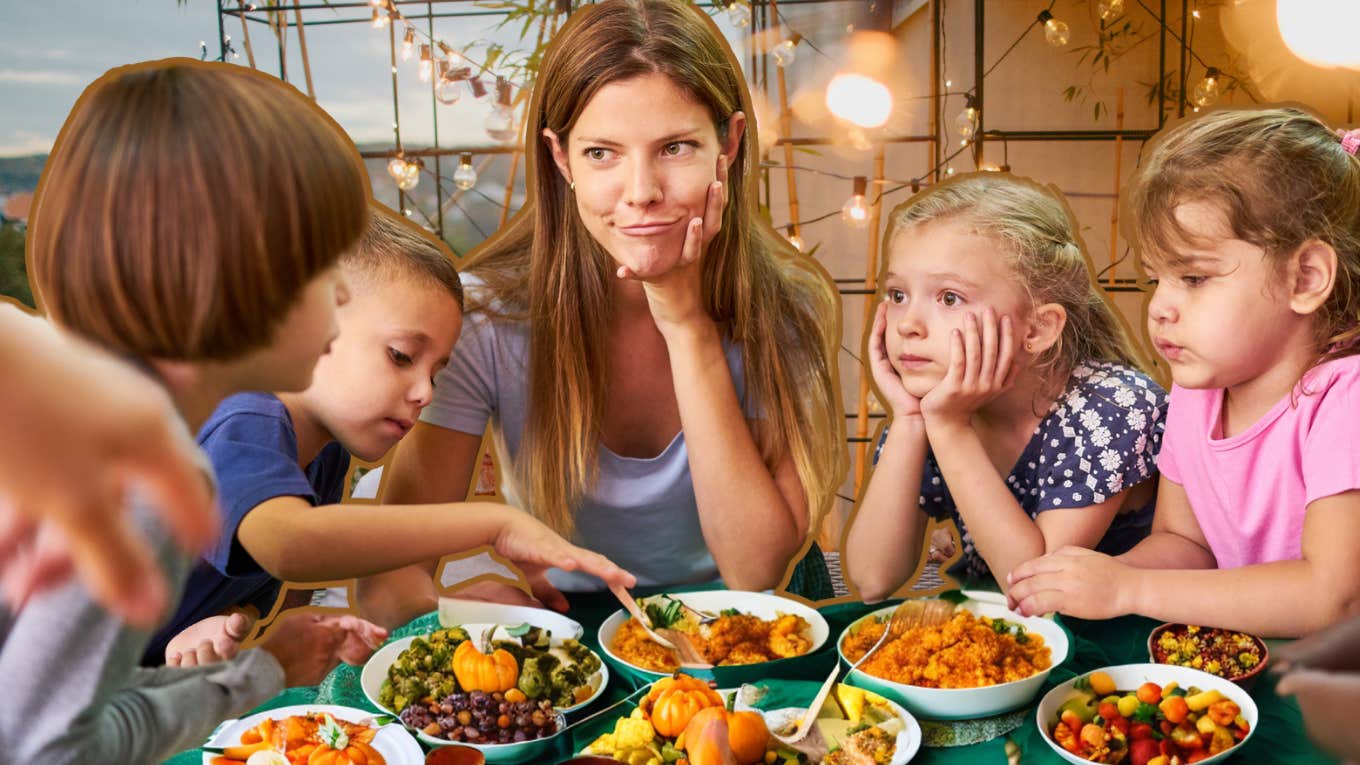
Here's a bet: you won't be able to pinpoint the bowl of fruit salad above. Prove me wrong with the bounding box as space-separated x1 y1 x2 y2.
1147 624 1268 687
1037 664 1257 765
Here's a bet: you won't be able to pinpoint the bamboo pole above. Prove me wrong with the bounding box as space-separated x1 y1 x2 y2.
236 1 257 69
768 0 801 242
850 146 888 507
1109 88 1125 287
294 5 316 99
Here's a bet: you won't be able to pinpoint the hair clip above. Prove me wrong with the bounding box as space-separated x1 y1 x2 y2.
1339 128 1360 156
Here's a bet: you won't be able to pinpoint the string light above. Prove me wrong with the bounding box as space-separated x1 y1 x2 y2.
841 177 870 228
727 1 751 28
826 73 893 129
454 153 478 190
401 27 416 61
771 33 801 68
1037 10 1070 47
485 77 517 142
435 62 468 106
370 6 389 29
1098 0 1125 21
785 225 805 251
955 93 980 138
386 156 408 183
1192 67 1220 107
1276 1 1360 70
418 44 433 83
397 158 422 191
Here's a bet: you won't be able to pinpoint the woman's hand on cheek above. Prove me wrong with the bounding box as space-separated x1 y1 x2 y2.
869 301 922 418
920 307 1016 429
617 156 728 334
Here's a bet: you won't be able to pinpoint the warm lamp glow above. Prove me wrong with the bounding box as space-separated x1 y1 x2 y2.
825 73 893 129
1277 1 1360 70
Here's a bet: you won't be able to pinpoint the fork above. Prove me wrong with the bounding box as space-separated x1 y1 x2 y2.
773 598 954 744
608 585 712 669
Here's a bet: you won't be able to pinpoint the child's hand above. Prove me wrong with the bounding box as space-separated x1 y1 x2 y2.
252 612 388 687
166 611 254 667
1005 546 1135 619
1273 612 1360 674
492 507 638 612
920 308 1016 429
868 301 923 418
1275 668 1360 759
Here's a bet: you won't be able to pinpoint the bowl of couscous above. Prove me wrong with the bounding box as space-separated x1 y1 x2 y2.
1147 623 1268 687
837 596 1070 720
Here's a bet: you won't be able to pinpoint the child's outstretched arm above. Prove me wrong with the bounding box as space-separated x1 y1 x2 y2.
1008 485 1360 637
843 302 932 602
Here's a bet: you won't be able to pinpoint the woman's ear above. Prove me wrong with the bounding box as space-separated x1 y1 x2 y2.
1024 303 1067 355
541 128 573 187
1290 239 1337 316
721 111 746 168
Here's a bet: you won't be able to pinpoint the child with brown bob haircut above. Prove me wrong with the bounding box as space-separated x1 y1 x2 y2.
2 58 375 764
152 206 637 665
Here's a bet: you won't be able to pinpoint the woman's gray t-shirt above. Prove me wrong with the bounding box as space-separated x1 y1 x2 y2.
422 282 752 591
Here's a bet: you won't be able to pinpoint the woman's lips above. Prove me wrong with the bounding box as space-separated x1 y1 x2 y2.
617 220 680 237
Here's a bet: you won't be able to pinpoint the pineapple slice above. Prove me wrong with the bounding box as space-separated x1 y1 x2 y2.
835 685 867 725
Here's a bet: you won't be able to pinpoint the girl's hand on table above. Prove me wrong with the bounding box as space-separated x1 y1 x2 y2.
1006 545 1135 619
868 301 924 419
920 308 1017 431
618 155 728 335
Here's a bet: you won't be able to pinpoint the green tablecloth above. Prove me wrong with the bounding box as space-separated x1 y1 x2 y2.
169 594 1336 764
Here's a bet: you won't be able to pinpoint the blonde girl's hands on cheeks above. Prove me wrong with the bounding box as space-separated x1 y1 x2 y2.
1005 545 1136 620
920 307 1017 429
869 301 924 419
616 156 728 332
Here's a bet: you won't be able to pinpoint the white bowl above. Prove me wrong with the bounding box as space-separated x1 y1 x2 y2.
838 598 1070 720
437 598 584 640
362 625 607 713
202 704 422 765
597 590 830 683
1035 663 1258 765
740 685 922 765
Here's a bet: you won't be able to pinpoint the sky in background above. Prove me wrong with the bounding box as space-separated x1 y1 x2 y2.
0 1 756 159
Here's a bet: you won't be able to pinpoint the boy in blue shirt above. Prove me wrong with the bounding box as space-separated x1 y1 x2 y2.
147 209 635 665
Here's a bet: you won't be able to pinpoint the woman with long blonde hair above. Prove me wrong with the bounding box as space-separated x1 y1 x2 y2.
364 0 843 620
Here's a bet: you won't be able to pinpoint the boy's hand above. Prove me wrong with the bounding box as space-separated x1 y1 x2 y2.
1005 546 1134 619
920 308 1017 429
491 507 637 611
868 301 923 418
252 612 388 687
166 611 254 666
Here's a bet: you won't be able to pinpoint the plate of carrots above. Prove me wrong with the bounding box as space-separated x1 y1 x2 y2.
202 704 423 765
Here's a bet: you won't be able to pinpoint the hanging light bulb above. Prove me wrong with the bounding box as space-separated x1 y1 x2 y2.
727 1 751 28
841 177 870 229
400 27 416 61
1037 10 1070 47
954 93 980 138
418 45 433 83
771 34 800 68
396 159 421 191
1192 67 1221 108
454 153 478 190
485 78 517 142
435 63 468 106
1097 0 1125 21
826 73 893 129
371 7 386 29
386 156 407 183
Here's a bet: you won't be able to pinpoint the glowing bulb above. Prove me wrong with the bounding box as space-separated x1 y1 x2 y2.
1038 11 1070 46
1277 1 1360 70
401 27 415 61
841 177 870 229
826 73 893 129
771 39 797 68
418 45 433 83
396 161 420 191
435 63 463 105
1098 0 1124 21
727 2 751 28
485 105 516 142
371 7 389 29
946 166 956 176
386 157 407 182
955 97 979 138
1192 68 1220 107
454 154 477 190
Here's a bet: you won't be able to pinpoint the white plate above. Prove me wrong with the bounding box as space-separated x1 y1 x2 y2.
202 704 422 765
359 623 609 718
596 590 830 681
839 597 1070 720
1036 663 1258 765
437 598 584 639
740 686 922 765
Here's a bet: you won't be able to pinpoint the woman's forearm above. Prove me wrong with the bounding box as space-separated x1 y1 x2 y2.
843 418 930 602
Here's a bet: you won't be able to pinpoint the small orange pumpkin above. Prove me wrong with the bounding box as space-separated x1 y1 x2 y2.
679 709 739 765
680 707 769 765
640 674 724 738
452 640 519 693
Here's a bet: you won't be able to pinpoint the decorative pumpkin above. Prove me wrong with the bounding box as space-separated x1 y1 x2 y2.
640 674 724 738
680 707 770 765
678 708 739 765
452 640 519 692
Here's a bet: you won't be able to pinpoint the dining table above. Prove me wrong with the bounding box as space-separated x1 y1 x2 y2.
168 588 1337 765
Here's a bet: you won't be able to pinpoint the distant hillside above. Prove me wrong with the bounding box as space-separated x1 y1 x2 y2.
0 155 45 195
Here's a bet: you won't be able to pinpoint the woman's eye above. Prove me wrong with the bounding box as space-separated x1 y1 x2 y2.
662 141 697 157
940 291 963 307
388 348 413 366
584 147 609 161
886 288 906 304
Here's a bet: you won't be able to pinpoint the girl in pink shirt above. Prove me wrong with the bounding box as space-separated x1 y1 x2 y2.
1008 107 1360 637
